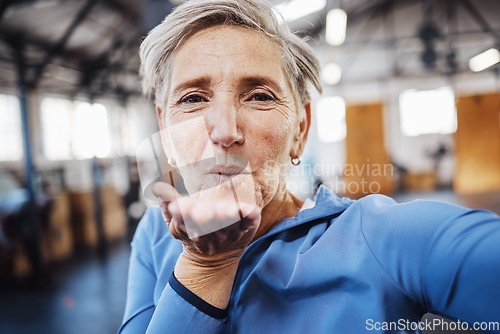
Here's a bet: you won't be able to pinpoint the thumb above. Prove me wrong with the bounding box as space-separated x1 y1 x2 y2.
152 181 181 203
152 181 182 223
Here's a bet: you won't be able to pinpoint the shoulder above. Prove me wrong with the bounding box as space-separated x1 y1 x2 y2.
357 193 469 218
352 193 481 253
349 194 499 302
356 193 484 238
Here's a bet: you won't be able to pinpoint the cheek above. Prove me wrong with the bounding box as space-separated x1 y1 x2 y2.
258 114 294 158
165 116 213 166
246 112 295 175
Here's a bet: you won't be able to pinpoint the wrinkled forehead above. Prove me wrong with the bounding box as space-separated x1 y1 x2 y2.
160 25 297 106
174 26 281 78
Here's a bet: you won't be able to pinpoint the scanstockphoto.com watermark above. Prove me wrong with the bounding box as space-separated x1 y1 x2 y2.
366 318 500 332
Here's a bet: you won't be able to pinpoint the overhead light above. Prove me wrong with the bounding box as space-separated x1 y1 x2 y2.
322 63 342 85
326 9 347 46
469 48 500 72
274 0 327 22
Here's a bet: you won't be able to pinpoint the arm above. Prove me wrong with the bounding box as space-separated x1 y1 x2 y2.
118 209 232 334
117 209 157 333
360 196 500 331
423 208 500 327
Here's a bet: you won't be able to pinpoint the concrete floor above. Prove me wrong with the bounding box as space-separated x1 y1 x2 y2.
0 241 130 334
0 189 498 334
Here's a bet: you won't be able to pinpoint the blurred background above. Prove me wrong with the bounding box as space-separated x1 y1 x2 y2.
0 0 499 333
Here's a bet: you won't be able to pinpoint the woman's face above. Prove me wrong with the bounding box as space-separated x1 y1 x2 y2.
158 25 310 208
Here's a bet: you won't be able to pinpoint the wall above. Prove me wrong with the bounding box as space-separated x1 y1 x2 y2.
454 92 500 193
0 90 158 196
310 70 500 189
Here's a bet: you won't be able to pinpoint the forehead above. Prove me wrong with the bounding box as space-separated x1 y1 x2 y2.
170 25 286 87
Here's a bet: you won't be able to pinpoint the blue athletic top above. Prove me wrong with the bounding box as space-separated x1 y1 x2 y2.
118 186 500 333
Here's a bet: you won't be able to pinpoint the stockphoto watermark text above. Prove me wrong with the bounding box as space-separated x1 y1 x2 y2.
365 318 500 332
286 160 395 195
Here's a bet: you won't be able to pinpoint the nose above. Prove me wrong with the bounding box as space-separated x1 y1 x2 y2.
207 98 244 148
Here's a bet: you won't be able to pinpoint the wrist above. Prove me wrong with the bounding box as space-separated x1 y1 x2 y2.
175 251 240 281
174 252 240 309
179 246 245 267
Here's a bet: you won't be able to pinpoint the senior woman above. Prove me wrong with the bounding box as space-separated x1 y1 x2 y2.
119 0 500 333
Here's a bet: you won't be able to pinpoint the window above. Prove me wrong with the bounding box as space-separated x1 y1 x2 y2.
41 97 73 160
399 87 457 137
73 102 111 159
123 104 141 157
316 96 346 143
0 94 23 161
41 97 111 160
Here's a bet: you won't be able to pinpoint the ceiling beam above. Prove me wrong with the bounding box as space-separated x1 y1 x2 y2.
459 0 500 43
30 0 98 86
0 26 88 62
0 0 16 23
347 0 417 25
99 0 143 29
53 0 144 75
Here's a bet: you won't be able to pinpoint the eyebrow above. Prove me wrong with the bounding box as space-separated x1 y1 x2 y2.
170 74 287 97
171 77 212 97
239 76 286 95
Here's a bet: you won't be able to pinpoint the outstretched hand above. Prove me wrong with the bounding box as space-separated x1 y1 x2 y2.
152 181 261 266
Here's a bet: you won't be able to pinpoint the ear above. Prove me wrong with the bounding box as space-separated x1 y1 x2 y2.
290 102 311 159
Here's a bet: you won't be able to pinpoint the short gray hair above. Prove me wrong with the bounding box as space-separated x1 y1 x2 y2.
139 0 322 107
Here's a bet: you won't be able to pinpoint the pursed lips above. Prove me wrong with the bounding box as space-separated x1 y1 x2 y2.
207 164 251 183
209 164 249 175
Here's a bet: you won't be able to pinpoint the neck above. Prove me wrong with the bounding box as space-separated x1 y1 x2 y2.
253 184 303 241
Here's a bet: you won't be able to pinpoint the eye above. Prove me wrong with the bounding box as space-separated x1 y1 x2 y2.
180 94 207 104
250 92 275 102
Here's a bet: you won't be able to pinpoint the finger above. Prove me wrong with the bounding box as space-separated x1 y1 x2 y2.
160 201 172 222
154 182 182 226
177 199 233 239
239 203 260 221
185 201 214 239
168 198 197 221
190 201 214 224
238 206 261 231
214 201 240 220
152 181 181 203
213 201 258 231
214 228 228 244
167 200 194 239
167 217 189 240
212 201 247 237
